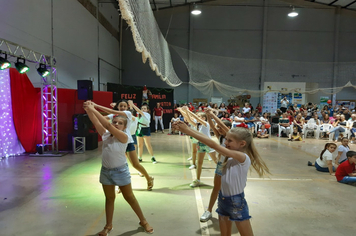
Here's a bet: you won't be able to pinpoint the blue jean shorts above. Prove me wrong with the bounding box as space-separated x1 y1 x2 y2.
216 191 251 222
99 164 131 186
131 134 137 145
126 143 135 152
136 127 151 137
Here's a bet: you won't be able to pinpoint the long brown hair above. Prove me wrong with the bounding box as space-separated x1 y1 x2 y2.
226 127 270 177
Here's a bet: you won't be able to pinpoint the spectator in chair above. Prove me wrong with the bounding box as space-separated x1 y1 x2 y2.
327 114 348 142
279 112 291 137
293 113 304 133
244 112 257 133
347 114 356 144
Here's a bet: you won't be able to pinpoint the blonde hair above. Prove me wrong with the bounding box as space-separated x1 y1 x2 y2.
227 127 270 177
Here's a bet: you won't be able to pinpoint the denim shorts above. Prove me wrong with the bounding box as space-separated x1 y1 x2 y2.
197 142 211 153
131 134 137 145
99 164 131 186
136 127 151 137
126 143 135 152
216 191 251 222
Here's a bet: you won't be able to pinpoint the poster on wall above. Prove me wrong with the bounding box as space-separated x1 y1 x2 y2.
107 83 174 132
320 96 329 108
293 93 303 106
262 92 278 114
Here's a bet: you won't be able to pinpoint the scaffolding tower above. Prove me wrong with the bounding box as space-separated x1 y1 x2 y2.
0 38 59 154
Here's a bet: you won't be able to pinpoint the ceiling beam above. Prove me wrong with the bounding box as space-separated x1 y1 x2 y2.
329 0 339 6
343 0 356 8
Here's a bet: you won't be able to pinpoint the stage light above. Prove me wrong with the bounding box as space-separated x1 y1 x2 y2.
0 54 11 70
37 63 49 77
191 4 201 15
15 58 29 74
288 7 298 17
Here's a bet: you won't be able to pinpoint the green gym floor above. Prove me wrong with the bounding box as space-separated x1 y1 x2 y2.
1 132 355 236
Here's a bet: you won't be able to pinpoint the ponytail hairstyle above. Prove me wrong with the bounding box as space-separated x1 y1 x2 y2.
319 143 333 161
225 127 270 177
113 100 128 111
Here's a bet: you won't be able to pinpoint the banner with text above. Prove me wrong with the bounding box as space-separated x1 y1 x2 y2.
107 83 174 132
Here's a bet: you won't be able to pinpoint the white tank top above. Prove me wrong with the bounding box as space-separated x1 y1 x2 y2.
220 153 251 196
101 131 129 168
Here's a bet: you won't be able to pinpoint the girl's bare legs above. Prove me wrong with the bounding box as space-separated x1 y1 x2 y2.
219 215 232 236
127 151 150 182
192 143 197 166
98 185 115 235
119 183 153 233
143 136 154 156
196 152 205 180
207 175 221 212
137 136 144 159
235 220 254 236
208 151 218 164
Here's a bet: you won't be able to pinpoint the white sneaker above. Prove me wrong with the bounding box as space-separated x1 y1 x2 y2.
208 156 213 161
200 210 212 222
189 164 196 170
187 156 192 161
190 179 200 187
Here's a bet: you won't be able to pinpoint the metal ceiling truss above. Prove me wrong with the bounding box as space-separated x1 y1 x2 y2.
0 38 58 154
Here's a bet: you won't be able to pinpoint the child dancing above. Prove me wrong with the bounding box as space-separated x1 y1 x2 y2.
173 120 269 236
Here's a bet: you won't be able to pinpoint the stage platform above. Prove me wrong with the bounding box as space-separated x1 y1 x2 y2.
1 132 355 236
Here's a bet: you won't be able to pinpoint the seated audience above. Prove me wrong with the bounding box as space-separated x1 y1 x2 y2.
327 114 347 142
279 112 291 137
347 114 356 144
293 113 304 133
244 112 256 133
335 137 350 164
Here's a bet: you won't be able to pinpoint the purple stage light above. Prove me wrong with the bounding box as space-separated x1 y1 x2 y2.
0 69 25 158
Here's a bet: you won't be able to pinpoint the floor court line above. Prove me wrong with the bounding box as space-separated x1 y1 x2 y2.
200 176 313 181
185 136 211 236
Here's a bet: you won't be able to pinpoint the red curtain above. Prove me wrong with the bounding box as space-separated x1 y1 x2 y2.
10 68 41 152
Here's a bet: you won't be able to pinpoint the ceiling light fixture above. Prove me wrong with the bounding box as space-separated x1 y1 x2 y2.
191 4 201 15
0 53 11 70
15 58 29 74
288 7 298 17
37 63 50 77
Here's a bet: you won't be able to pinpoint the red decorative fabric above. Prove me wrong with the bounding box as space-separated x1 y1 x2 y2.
9 68 41 152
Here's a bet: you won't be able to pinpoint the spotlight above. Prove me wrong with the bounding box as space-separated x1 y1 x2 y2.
15 58 29 74
37 64 49 77
0 54 11 70
191 4 201 15
288 7 298 17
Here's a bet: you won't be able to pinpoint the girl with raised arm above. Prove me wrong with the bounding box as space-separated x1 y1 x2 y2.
83 101 153 235
173 121 270 236
93 101 154 191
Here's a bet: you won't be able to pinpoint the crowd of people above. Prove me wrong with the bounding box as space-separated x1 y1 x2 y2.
81 98 355 236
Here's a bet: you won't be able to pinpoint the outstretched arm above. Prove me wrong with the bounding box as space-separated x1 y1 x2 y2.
178 108 197 128
183 106 207 127
173 121 246 163
92 102 128 118
206 108 230 134
84 102 128 143
128 100 145 117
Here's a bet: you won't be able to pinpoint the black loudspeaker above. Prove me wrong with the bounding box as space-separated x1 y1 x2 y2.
73 114 91 137
113 91 119 103
86 132 98 150
77 80 93 100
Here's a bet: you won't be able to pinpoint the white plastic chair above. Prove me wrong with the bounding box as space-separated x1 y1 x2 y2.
278 124 292 137
318 124 332 139
303 120 318 139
